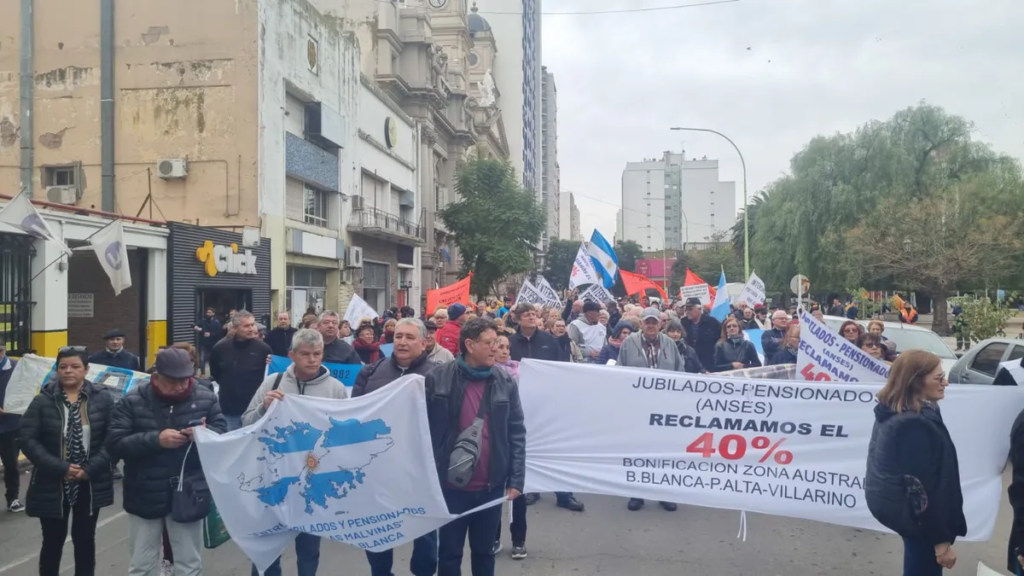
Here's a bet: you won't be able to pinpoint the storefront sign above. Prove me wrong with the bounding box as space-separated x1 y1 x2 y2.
196 240 258 277
68 293 94 318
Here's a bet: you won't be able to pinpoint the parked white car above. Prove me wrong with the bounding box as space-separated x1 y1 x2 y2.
822 315 959 374
948 337 1024 385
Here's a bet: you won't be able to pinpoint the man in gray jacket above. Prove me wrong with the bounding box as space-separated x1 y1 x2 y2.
353 318 438 576
615 307 683 513
240 328 348 576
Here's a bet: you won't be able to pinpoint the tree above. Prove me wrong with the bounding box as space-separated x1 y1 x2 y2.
542 239 579 291
440 156 545 297
673 231 744 285
614 240 643 272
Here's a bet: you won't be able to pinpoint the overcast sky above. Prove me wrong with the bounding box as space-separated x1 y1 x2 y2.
538 0 1024 242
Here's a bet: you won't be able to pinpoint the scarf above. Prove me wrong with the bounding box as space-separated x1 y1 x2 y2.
152 378 196 404
494 358 519 382
457 355 493 380
641 335 661 369
354 339 381 363
61 387 87 506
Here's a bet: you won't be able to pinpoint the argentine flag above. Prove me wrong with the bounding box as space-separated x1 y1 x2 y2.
710 268 731 322
586 230 619 289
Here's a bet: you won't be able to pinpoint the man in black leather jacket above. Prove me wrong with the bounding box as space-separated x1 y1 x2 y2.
107 348 227 576
425 317 525 576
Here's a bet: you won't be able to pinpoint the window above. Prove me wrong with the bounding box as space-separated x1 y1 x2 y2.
43 165 79 188
1009 345 1024 363
971 343 1008 376
304 185 330 228
286 266 329 317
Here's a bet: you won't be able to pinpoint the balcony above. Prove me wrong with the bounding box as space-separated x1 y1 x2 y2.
349 207 426 246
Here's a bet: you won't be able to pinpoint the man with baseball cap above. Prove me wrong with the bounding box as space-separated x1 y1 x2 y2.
88 328 141 371
108 347 227 576
680 298 721 371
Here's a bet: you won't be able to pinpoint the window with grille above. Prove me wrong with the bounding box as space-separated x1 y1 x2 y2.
304 185 329 228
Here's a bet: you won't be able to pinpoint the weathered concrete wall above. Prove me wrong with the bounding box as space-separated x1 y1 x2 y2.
0 0 259 226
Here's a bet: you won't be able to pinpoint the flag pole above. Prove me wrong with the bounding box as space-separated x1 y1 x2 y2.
9 218 118 301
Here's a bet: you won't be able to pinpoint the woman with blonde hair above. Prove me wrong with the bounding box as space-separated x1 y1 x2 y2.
865 350 965 575
712 316 760 372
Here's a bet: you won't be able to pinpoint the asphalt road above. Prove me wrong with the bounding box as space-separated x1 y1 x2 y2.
0 470 1015 576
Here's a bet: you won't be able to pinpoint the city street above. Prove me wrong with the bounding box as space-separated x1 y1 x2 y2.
0 469 1015 576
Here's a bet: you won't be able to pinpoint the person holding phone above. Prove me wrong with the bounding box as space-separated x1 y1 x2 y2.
107 347 227 576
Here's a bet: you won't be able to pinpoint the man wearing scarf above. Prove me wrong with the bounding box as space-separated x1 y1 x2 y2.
88 328 141 371
108 347 227 576
425 317 525 575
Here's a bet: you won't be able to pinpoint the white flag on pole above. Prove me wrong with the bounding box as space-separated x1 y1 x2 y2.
89 220 132 296
0 192 72 255
344 294 379 326
569 242 601 289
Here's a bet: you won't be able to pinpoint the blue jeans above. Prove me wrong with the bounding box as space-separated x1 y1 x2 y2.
365 531 438 576
224 415 244 432
251 532 321 576
902 537 942 576
438 486 504 576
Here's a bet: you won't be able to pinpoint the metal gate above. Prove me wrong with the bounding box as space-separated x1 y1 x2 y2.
0 234 36 354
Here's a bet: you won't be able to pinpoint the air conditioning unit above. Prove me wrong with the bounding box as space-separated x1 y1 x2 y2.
156 158 188 179
46 185 77 205
350 195 364 211
346 246 364 269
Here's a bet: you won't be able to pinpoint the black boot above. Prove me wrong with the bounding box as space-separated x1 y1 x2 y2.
659 501 677 512
627 498 644 511
556 495 585 512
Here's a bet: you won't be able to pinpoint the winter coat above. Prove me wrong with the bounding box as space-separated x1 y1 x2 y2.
761 328 786 360
426 344 456 365
674 340 705 373
208 336 272 416
713 338 761 372
0 357 20 433
508 329 569 363
769 347 798 366
195 317 223 350
263 326 297 357
1008 405 1024 571
352 353 435 398
680 314 721 371
618 332 686 372
323 337 362 365
436 321 463 357
241 365 349 426
20 379 116 518
106 381 227 520
864 403 966 546
596 342 621 365
424 361 526 492
88 348 141 372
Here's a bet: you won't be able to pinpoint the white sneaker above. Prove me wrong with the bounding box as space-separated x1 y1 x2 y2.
159 559 174 576
8 499 24 513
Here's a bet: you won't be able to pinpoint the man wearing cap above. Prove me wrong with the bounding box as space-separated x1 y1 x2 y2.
568 301 606 362
616 307 686 512
436 302 467 356
424 320 456 364
680 298 721 371
88 328 141 371
107 347 227 576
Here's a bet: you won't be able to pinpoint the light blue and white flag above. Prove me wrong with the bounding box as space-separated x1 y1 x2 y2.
586 230 618 289
710 268 730 322
89 219 131 295
194 375 503 573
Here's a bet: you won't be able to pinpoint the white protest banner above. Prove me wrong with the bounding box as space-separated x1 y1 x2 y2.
579 283 615 305
517 279 547 305
519 359 1024 540
796 309 889 382
569 242 601 289
533 275 563 306
681 283 711 306
195 375 502 573
3 354 151 414
739 271 766 308
344 294 379 326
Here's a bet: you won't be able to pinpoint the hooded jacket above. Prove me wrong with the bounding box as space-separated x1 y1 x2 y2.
352 352 435 398
617 332 686 372
241 364 349 426
19 379 115 518
865 402 966 546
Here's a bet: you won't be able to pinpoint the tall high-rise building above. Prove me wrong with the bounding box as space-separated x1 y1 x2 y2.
473 0 543 198
569 193 581 241
620 151 736 251
541 66 559 243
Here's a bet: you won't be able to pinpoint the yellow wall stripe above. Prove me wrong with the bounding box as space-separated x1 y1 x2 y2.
147 320 168 368
30 331 68 358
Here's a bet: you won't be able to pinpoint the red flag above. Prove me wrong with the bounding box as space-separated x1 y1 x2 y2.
620 269 668 301
426 273 473 315
682 268 716 301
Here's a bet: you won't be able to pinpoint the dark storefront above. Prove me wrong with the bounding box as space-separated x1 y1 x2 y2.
167 223 272 345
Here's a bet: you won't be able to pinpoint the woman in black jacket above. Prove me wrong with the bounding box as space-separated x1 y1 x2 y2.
20 347 115 576
664 320 705 373
865 350 965 575
712 317 761 372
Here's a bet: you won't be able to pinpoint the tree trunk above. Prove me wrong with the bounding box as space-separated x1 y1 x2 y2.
931 292 952 336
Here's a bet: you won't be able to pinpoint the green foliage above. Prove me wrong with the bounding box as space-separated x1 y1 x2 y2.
440 156 545 297
614 240 644 272
951 298 1016 342
672 231 744 285
542 239 579 291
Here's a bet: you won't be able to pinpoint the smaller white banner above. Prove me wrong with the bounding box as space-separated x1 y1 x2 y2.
569 242 601 289
344 294 379 326
796 309 889 383
739 272 766 308
681 283 711 306
517 280 547 306
579 283 615 305
3 354 151 414
533 275 562 306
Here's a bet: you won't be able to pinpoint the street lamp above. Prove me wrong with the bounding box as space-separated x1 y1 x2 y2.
669 127 749 279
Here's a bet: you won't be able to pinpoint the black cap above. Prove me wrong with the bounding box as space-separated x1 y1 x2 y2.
154 348 194 379
102 328 126 340
582 301 602 313
424 320 438 331
684 298 702 307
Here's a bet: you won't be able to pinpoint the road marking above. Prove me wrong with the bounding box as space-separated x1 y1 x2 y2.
0 511 127 574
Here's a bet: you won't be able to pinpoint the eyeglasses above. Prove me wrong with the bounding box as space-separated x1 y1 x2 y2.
862 342 880 349
59 346 86 353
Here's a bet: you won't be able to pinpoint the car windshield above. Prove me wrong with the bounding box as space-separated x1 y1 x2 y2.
881 329 957 360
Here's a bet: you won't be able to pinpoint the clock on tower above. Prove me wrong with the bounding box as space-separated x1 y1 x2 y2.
428 0 448 8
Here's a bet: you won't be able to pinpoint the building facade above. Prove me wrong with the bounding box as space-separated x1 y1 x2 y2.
541 66 560 244
568 192 581 241
620 151 736 251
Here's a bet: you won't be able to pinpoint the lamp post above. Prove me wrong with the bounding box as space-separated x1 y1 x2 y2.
669 126 749 279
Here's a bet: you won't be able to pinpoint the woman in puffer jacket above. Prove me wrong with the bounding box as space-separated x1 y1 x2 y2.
865 350 965 575
712 317 761 372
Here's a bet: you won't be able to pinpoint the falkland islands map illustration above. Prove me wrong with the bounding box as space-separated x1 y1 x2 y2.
238 415 395 514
